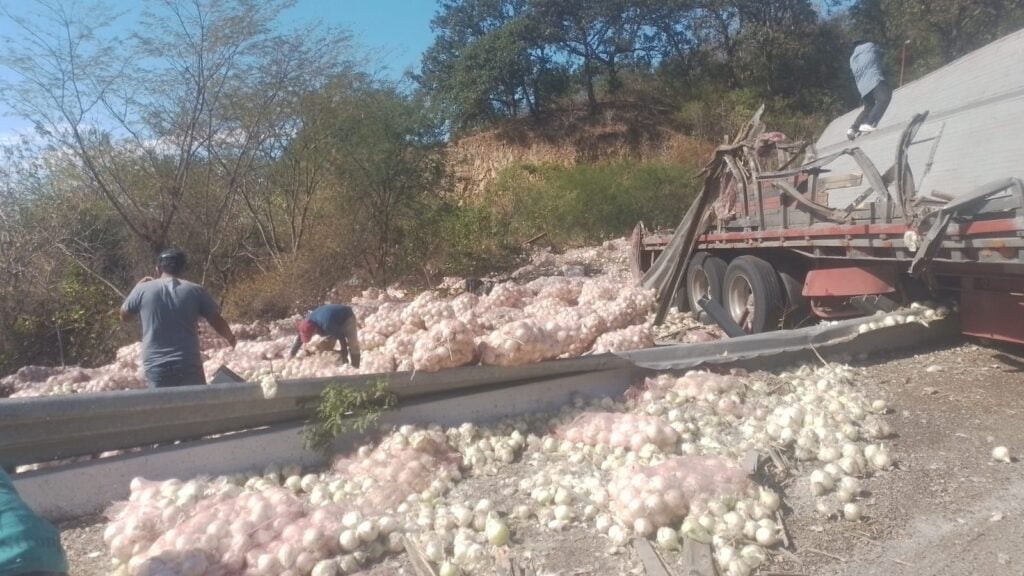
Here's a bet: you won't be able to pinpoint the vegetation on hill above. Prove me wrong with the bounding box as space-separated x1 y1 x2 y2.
1 0 1022 374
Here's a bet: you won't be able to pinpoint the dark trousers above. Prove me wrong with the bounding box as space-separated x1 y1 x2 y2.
851 81 892 130
143 363 206 388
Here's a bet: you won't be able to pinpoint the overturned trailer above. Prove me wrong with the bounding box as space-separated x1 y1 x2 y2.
633 28 1024 344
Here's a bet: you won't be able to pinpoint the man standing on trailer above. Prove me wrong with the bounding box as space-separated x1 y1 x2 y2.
847 39 892 140
289 304 361 369
120 248 237 388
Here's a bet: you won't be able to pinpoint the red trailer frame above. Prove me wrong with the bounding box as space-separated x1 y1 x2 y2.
633 113 1024 343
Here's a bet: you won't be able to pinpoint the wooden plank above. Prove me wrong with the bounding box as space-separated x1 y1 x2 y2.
679 537 717 576
741 449 761 476
634 538 676 576
776 510 793 549
403 535 438 576
819 172 863 190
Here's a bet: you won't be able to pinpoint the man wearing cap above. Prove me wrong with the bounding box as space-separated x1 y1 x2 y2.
120 248 237 388
289 304 361 369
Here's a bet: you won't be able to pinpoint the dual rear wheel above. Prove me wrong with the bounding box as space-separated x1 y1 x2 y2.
686 253 796 334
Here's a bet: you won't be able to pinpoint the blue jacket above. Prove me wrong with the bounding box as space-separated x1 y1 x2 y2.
0 470 69 574
850 42 886 97
290 304 355 357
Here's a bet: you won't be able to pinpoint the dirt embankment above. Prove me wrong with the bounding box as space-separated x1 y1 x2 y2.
446 105 712 201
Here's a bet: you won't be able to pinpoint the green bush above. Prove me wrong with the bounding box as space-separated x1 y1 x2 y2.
423 159 701 278
492 160 700 245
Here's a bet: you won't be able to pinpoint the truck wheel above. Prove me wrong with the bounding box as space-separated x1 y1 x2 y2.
686 252 728 322
779 271 811 328
724 256 784 334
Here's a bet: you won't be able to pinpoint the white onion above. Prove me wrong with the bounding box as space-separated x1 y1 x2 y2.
338 530 359 552
843 502 863 521
754 526 777 547
992 446 1012 463
485 513 510 546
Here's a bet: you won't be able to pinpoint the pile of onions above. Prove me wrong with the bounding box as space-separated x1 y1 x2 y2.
577 278 621 306
6 364 146 398
96 354 899 576
555 412 680 452
480 282 533 309
527 277 584 304
471 306 525 331
591 324 655 354
478 320 561 367
332 429 461 513
4 239 714 399
641 371 745 406
360 351 396 374
607 455 751 533
401 293 456 330
412 320 477 372
362 302 406 339
385 325 423 360
450 293 479 316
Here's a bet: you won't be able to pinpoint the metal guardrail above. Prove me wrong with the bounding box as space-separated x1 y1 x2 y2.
1 313 959 468
0 354 632 467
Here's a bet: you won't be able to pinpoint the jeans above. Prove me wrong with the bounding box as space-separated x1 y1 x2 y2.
851 81 892 130
143 363 207 388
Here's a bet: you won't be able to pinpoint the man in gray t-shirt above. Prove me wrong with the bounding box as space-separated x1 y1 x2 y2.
120 249 236 388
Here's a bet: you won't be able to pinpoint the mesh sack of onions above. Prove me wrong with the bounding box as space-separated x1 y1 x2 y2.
384 325 425 359
10 367 96 398
633 372 749 422
477 319 561 367
451 292 479 316
278 353 357 380
523 297 571 318
655 372 744 402
527 277 583 304
104 478 240 572
412 319 477 372
359 350 396 374
555 412 680 452
607 455 752 531
332 429 460 513
351 286 390 306
1 366 61 397
362 302 407 338
401 292 455 330
474 306 525 331
591 323 655 354
538 318 582 357
116 343 143 366
266 316 302 340
550 307 608 357
594 287 656 331
360 330 387 351
481 282 532 309
84 372 146 394
230 321 272 342
578 279 620 305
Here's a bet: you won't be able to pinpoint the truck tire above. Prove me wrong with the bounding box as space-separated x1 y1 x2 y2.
779 270 811 328
723 255 784 334
685 252 728 322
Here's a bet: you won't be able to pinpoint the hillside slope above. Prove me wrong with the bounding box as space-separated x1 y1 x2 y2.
446 105 712 201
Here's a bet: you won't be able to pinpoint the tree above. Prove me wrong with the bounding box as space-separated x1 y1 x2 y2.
420 0 567 130
321 83 446 285
0 0 350 279
531 0 659 113
850 0 1024 82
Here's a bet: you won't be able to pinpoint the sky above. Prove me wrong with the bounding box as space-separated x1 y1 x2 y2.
0 0 441 136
